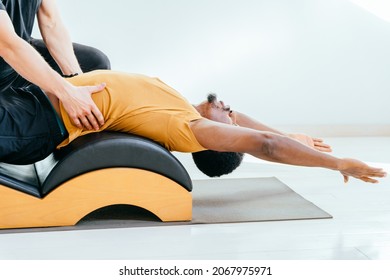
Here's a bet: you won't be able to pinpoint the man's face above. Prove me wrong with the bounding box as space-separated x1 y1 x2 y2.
199 93 234 124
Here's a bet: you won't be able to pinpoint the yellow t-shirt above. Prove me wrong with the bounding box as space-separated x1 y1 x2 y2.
58 70 206 153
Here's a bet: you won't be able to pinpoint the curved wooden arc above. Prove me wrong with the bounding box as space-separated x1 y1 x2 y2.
0 168 192 229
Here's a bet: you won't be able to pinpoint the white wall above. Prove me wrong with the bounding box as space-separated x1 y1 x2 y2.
35 0 390 135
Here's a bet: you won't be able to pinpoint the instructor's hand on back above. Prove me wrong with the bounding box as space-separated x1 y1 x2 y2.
60 82 106 131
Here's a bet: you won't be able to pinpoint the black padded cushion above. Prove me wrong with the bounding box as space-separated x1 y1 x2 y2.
41 132 193 196
0 163 40 197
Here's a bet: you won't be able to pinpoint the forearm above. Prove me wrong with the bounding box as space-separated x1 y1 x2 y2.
233 110 331 152
37 0 81 75
40 21 82 75
2 36 73 100
233 111 285 135
250 132 340 170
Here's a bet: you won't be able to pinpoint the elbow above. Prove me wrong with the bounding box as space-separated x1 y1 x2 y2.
0 35 19 59
255 132 279 159
262 133 276 158
0 47 6 58
42 19 57 31
39 16 63 41
39 12 58 31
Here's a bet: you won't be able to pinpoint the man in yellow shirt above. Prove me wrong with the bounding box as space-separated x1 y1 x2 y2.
49 70 386 183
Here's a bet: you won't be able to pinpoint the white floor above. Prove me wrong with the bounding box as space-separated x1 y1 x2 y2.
0 137 389 260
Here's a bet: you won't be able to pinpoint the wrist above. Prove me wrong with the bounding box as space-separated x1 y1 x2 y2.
333 158 344 171
47 74 75 101
314 153 341 171
62 73 79 78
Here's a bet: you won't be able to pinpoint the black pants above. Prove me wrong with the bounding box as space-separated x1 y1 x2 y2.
0 39 111 164
31 38 111 75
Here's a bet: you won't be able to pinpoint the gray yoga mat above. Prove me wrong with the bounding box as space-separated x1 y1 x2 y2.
78 176 332 227
1 177 332 233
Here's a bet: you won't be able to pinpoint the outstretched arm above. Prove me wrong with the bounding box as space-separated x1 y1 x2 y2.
231 110 331 152
190 119 386 183
231 110 284 134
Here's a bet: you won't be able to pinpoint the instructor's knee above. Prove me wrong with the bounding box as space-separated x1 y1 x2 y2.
92 50 111 70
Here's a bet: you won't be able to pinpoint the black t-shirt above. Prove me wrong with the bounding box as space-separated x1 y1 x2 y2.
0 0 63 164
0 0 42 40
0 0 42 87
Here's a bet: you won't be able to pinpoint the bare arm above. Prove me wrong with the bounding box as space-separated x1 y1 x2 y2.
0 10 104 130
190 119 386 183
37 0 81 75
0 11 70 95
231 110 331 152
231 110 284 134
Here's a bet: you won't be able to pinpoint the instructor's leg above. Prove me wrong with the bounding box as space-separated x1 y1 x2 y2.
73 42 111 72
30 38 111 74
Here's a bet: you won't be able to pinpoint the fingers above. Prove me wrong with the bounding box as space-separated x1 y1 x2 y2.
313 138 332 152
72 118 82 129
85 114 98 131
359 163 387 177
343 174 378 184
341 167 386 184
76 84 106 130
76 109 103 131
85 83 105 130
314 145 332 153
81 116 92 130
90 82 106 93
72 114 95 130
360 176 379 184
295 136 332 153
90 105 105 128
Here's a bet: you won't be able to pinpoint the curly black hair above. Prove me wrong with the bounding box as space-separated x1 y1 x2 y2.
191 150 244 177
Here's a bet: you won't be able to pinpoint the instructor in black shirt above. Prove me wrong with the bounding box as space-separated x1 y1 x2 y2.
0 0 110 164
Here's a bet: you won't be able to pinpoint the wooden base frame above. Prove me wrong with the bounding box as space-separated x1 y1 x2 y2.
0 168 192 229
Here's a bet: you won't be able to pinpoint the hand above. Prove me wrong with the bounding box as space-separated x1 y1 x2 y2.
288 133 332 153
338 158 387 183
61 83 106 130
